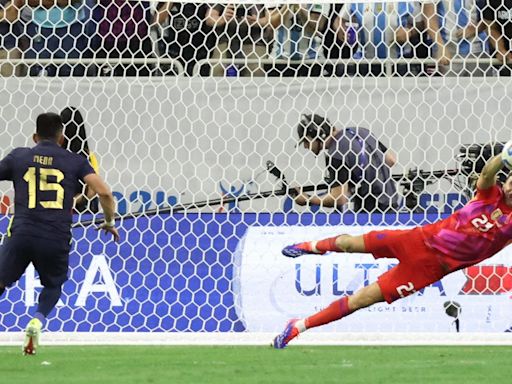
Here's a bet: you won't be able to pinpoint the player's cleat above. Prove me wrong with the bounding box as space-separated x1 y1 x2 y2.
281 242 326 258
23 318 42 356
272 319 300 349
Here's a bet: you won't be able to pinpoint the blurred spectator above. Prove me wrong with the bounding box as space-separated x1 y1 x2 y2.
268 4 329 76
0 0 23 76
25 0 90 77
91 0 153 76
423 0 491 76
390 2 426 76
336 2 421 76
153 2 215 76
482 0 512 75
206 4 272 76
322 3 353 76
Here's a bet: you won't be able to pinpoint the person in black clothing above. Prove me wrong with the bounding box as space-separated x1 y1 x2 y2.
60 107 99 213
322 3 353 76
293 114 400 213
482 0 512 75
154 2 216 76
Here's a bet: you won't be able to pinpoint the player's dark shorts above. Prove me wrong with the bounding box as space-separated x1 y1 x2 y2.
363 227 447 304
0 235 70 288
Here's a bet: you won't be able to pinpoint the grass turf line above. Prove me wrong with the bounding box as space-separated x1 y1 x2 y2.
0 346 511 384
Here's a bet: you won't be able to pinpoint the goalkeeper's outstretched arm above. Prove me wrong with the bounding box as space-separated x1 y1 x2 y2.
476 155 505 190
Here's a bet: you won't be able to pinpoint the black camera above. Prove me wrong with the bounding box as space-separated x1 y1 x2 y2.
399 142 507 212
458 143 504 175
458 142 505 178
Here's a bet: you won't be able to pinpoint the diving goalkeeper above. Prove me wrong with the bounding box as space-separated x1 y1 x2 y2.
274 143 512 348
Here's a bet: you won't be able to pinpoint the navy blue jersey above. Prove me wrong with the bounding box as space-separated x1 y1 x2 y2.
0 140 95 241
324 128 399 212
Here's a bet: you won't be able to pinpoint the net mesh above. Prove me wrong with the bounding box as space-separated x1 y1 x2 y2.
0 0 512 339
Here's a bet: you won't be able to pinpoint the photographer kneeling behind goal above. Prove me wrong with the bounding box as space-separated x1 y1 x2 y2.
293 114 400 213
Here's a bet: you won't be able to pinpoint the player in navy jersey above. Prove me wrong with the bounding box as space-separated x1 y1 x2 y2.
0 112 119 355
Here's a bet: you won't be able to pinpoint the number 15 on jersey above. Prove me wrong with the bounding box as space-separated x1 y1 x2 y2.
23 167 65 209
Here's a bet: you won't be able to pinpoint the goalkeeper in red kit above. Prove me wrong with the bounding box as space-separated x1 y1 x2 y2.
273 142 512 348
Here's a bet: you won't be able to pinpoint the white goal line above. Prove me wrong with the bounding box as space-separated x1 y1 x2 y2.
1 332 512 346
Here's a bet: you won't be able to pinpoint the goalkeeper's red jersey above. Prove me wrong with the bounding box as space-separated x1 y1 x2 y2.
420 185 512 272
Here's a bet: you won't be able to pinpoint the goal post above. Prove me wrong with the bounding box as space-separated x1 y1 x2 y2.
1 0 512 345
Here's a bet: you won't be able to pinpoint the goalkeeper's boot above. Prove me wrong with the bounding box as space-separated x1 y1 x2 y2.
272 319 299 349
282 241 326 258
23 318 42 356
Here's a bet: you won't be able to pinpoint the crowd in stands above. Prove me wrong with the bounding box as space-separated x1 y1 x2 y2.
0 1 511 77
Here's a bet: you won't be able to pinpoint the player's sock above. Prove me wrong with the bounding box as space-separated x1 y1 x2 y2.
296 236 339 254
314 236 340 253
304 296 353 329
294 319 307 333
36 286 62 318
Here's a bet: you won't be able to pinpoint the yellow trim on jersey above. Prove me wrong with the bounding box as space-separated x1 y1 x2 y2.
89 152 99 174
6 215 13 237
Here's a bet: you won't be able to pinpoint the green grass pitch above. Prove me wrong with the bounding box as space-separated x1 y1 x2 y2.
1 346 511 384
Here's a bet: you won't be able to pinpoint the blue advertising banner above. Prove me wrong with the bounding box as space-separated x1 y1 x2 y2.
0 213 449 333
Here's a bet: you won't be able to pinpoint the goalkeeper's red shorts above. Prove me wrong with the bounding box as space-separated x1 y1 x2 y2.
363 227 447 303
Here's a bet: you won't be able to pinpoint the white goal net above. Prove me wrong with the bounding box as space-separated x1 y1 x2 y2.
1 0 512 345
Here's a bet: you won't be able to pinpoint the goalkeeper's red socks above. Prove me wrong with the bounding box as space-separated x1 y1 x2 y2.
303 296 353 330
297 236 339 254
315 236 339 253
